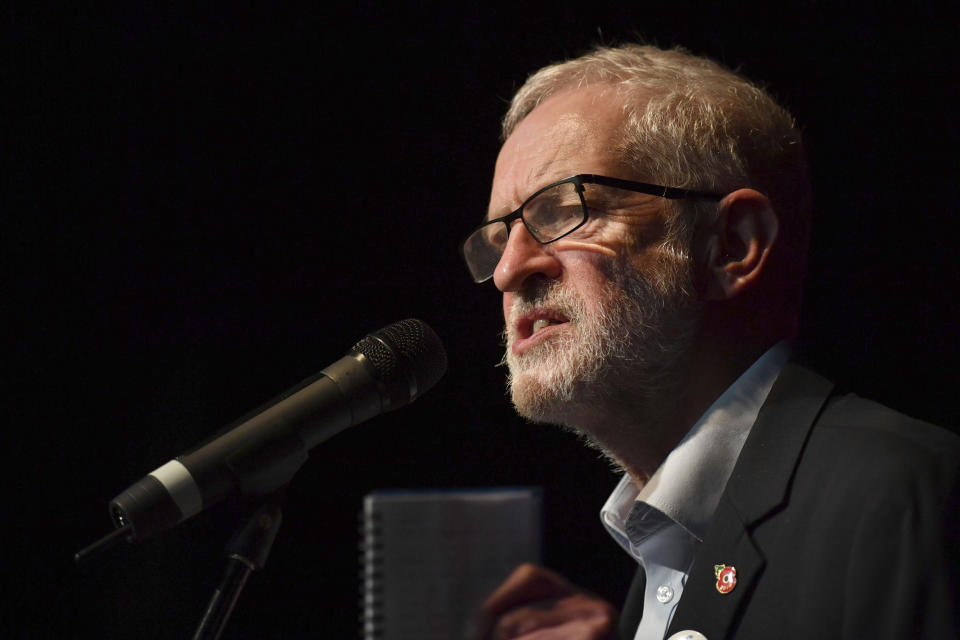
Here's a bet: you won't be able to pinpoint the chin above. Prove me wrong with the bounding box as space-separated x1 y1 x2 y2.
508 369 568 423
506 333 589 419
507 361 631 473
505 340 603 428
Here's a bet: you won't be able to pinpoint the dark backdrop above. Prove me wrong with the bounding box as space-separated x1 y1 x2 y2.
7 3 959 638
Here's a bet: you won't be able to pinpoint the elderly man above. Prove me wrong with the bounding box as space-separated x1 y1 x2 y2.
461 44 960 640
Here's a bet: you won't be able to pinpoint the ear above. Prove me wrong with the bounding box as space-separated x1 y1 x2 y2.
700 188 779 301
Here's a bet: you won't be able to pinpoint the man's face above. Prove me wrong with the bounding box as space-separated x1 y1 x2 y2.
488 85 701 440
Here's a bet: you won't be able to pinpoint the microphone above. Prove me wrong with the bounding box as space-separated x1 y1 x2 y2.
108 318 447 542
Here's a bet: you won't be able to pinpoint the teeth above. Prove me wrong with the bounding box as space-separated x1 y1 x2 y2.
531 318 556 334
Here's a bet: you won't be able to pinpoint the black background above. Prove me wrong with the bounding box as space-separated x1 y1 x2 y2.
7 3 959 638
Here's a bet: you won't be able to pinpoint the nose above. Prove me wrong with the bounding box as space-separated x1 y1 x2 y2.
492 221 562 292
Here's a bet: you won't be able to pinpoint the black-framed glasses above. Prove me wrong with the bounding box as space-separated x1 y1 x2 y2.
461 174 724 283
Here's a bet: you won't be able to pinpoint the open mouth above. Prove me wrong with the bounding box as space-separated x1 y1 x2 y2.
512 310 570 354
530 317 565 336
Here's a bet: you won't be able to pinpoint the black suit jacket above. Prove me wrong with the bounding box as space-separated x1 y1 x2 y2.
619 364 960 639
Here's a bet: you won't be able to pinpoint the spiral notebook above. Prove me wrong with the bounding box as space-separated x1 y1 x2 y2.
360 488 542 640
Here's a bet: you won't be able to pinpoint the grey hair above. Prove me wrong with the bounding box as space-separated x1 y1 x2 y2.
502 44 812 302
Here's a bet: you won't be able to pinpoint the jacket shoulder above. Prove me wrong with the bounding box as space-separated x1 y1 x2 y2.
813 391 960 470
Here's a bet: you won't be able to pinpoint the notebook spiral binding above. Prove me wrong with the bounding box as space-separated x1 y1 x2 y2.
359 505 384 640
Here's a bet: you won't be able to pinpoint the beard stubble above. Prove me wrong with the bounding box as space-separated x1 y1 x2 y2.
503 247 701 465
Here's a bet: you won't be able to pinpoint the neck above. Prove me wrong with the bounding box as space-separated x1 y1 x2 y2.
579 328 777 485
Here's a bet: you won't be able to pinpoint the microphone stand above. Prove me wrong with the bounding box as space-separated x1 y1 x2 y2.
192 498 283 640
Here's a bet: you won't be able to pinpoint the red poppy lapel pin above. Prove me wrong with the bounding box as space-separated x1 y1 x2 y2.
714 564 737 594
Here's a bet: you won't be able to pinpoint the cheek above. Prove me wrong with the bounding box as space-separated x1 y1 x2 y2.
560 257 615 310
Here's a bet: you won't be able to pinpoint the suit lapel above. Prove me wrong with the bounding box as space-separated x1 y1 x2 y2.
666 364 834 639
666 496 764 639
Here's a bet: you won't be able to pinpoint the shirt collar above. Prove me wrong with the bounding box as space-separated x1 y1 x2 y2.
601 341 791 555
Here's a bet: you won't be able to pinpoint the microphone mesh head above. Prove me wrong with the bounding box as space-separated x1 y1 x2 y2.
351 319 447 408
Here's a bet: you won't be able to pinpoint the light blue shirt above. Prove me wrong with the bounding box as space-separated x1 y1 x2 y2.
600 342 790 640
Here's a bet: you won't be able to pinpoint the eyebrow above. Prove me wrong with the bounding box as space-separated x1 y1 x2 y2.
486 165 573 220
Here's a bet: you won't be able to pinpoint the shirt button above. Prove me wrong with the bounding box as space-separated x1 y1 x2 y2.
656 585 674 603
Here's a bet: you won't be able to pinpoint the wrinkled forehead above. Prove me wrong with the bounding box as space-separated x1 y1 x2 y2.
490 85 636 210
497 112 598 168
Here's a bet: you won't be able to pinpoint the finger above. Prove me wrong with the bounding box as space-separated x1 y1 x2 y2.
470 564 579 640
492 593 617 640
513 618 618 640
483 563 578 619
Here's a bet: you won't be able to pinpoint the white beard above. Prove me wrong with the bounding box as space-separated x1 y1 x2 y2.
503 248 701 462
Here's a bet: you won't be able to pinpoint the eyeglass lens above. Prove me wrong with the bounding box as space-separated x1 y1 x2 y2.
463 181 585 282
